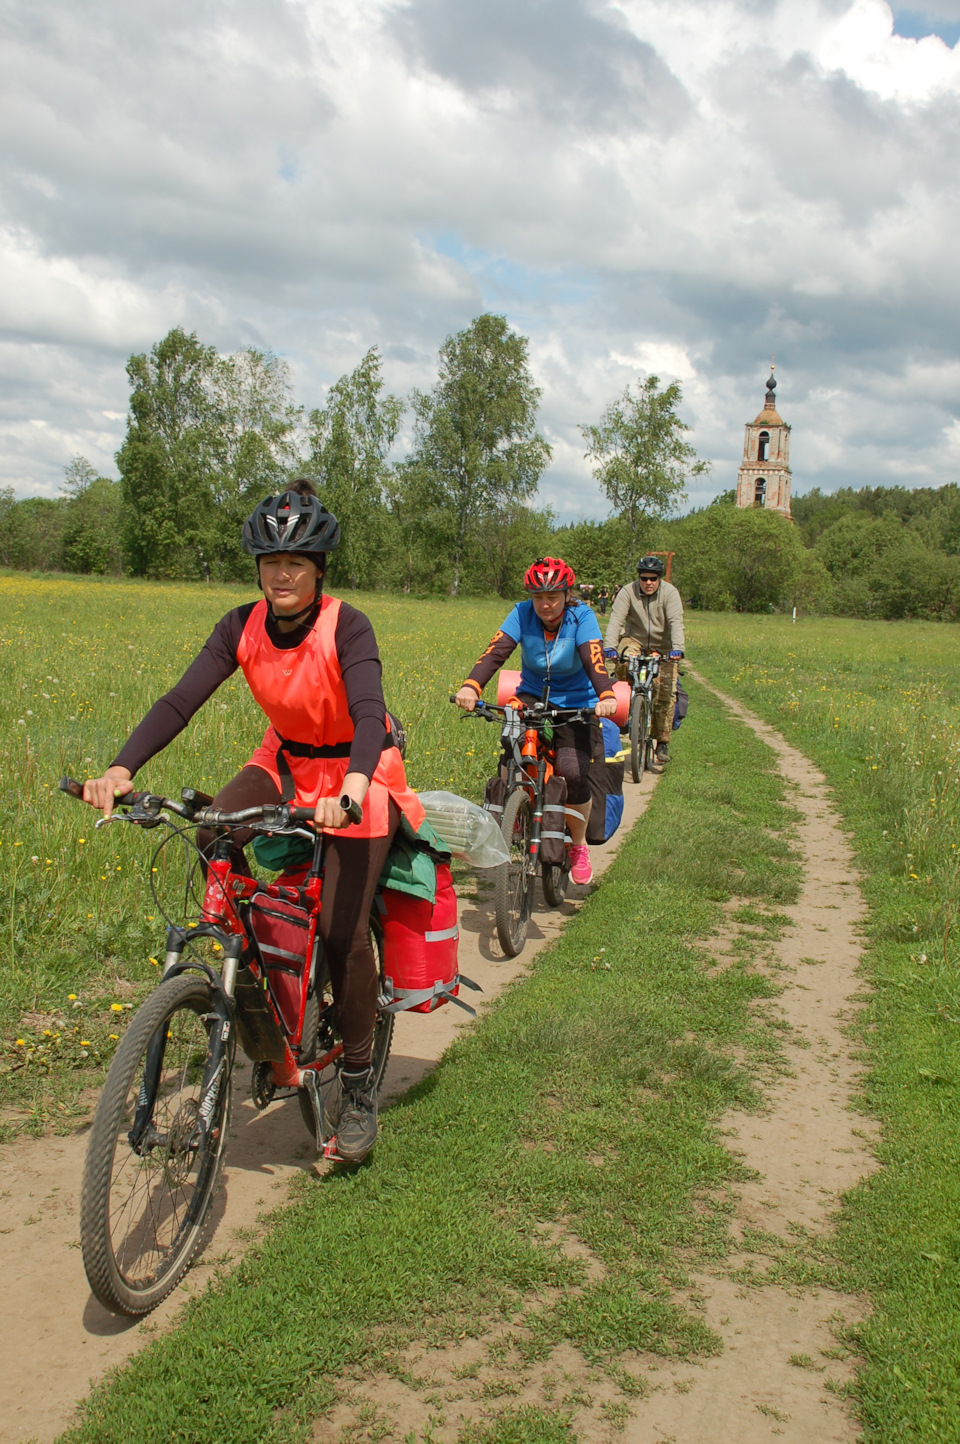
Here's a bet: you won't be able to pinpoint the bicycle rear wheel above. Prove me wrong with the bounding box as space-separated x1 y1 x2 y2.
542 856 571 908
494 788 534 957
629 694 647 784
80 972 232 1316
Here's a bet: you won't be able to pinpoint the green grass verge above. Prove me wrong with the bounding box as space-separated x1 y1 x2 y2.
689 611 960 1442
61 678 801 1444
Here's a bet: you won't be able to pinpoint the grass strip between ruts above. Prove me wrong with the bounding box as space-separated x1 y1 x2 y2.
691 614 960 1442
61 679 803 1444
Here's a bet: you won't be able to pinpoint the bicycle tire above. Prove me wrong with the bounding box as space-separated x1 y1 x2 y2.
542 857 570 908
297 912 394 1144
80 972 232 1316
494 788 534 957
629 694 647 784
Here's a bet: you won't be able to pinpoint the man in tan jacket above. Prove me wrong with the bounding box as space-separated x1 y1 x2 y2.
604 555 685 766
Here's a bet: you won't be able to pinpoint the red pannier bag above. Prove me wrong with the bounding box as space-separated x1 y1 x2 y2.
377 863 480 1015
249 891 311 1036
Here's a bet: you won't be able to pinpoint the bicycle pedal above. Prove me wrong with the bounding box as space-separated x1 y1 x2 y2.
322 1135 345 1163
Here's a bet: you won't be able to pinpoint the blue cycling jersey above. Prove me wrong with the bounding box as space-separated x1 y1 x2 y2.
500 600 603 708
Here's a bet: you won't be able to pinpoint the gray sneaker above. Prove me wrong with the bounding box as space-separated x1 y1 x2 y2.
655 741 670 766
330 1066 378 1163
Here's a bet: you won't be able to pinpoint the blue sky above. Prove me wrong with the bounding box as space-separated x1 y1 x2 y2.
1 0 959 521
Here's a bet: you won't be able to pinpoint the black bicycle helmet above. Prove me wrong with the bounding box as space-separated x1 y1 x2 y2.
637 554 666 577
242 486 341 560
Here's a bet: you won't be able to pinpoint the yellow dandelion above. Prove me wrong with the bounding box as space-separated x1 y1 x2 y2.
110 1003 124 1013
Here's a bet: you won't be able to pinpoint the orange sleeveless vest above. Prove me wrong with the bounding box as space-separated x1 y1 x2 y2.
237 596 424 839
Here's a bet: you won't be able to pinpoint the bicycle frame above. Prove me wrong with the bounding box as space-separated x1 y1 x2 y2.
61 778 350 1149
501 708 557 870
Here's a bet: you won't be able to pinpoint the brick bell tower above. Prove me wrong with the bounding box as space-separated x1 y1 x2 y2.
736 364 792 517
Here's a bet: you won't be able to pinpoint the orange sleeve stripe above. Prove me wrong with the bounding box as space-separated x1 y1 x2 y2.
463 678 483 695
597 689 615 700
479 630 507 660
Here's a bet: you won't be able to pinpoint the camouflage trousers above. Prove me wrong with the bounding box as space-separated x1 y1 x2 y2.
618 643 678 743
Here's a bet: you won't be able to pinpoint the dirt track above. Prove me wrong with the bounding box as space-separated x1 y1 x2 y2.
0 770 659 1443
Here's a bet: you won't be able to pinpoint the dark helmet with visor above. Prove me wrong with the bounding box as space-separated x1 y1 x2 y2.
242 489 341 562
637 554 666 578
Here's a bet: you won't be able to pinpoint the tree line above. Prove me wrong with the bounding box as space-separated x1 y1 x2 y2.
3 316 958 619
0 316 708 598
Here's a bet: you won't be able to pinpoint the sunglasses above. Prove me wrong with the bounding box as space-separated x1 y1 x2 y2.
638 574 660 582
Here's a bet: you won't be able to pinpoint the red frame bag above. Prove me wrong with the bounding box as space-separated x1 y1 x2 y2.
249 891 311 1035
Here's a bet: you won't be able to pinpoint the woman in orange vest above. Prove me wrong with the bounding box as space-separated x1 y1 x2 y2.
82 481 422 1162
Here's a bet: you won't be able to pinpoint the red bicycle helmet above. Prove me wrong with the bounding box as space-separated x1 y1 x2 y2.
523 556 576 592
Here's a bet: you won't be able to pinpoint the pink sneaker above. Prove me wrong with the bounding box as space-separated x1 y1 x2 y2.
569 843 593 885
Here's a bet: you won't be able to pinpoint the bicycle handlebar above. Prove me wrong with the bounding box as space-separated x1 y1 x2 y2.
58 778 360 832
448 696 599 725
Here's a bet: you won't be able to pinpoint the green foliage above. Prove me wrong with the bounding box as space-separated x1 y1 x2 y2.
117 327 222 579
552 517 633 587
814 511 960 620
580 375 709 562
307 347 403 589
409 313 551 595
117 329 301 582
61 477 124 575
0 494 67 571
206 348 303 581
673 506 828 613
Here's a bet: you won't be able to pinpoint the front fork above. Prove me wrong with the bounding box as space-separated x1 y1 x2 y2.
129 933 242 1155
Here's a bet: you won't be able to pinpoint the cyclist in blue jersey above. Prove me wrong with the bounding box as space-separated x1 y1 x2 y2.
454 557 617 885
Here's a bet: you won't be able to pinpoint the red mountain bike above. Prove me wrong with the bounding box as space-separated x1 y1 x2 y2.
59 778 394 1317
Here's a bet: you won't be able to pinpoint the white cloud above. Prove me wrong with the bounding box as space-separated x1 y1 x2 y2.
0 0 957 509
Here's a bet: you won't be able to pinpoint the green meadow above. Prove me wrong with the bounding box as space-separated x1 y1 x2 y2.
6 580 960 1438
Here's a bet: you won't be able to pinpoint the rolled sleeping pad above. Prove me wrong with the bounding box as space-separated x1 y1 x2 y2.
496 667 631 730
496 669 523 706
611 681 630 730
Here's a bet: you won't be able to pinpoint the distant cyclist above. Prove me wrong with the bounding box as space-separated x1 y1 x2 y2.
454 557 617 886
597 585 610 616
604 555 684 768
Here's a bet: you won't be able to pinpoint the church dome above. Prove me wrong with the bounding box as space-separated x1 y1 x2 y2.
753 403 783 425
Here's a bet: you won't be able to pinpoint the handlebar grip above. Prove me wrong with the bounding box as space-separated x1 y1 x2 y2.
59 777 84 800
340 795 364 826
291 807 317 824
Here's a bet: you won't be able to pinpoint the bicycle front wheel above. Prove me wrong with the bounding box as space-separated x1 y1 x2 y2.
494 788 534 957
629 695 647 784
80 972 232 1316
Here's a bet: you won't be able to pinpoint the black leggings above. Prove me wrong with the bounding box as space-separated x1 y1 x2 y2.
198 767 398 1070
516 695 595 805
